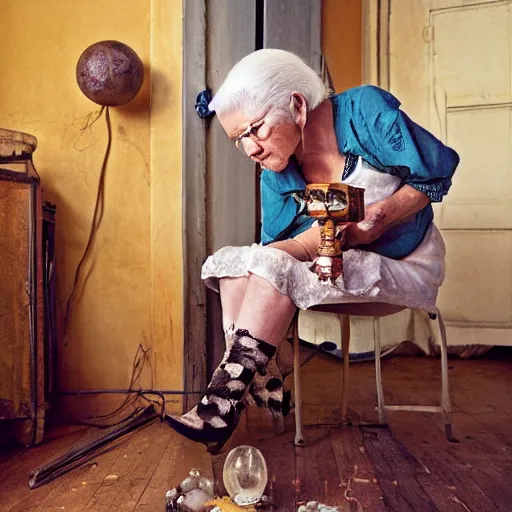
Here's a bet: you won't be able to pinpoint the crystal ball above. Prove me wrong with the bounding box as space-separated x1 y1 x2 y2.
222 445 268 505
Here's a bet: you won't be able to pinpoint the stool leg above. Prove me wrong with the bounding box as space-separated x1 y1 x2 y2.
340 315 350 425
293 313 305 446
435 309 454 441
374 317 387 424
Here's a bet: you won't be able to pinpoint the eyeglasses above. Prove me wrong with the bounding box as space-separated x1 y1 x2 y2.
233 113 268 150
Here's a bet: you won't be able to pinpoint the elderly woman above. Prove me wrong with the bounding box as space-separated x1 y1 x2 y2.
165 49 459 449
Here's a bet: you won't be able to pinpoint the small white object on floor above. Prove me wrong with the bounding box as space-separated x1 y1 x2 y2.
180 488 211 512
297 501 342 512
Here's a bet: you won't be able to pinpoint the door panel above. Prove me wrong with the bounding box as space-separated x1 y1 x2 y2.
389 0 512 345
264 0 322 74
436 106 512 230
204 0 257 380
431 2 512 231
207 0 257 253
203 1 324 375
439 231 512 325
432 2 511 99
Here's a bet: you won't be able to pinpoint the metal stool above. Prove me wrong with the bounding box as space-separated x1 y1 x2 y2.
291 303 453 446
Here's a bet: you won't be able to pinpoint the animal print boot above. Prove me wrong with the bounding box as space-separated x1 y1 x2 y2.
247 365 289 434
225 326 291 433
164 328 276 451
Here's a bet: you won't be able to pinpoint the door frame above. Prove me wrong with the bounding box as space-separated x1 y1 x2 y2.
182 0 208 411
362 0 390 88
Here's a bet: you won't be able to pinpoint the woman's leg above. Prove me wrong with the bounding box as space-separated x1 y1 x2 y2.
220 273 296 344
166 272 296 448
235 273 297 346
219 234 312 333
222 275 296 429
219 277 249 331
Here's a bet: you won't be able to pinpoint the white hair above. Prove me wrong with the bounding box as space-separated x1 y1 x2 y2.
208 49 328 121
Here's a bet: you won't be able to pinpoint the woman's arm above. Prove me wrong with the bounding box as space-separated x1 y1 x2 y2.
267 229 319 262
358 86 459 204
267 184 429 259
344 184 429 248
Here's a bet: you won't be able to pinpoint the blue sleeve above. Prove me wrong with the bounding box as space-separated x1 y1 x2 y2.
260 165 314 244
359 86 460 202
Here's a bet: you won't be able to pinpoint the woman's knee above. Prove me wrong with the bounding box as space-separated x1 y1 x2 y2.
219 276 249 293
247 273 294 307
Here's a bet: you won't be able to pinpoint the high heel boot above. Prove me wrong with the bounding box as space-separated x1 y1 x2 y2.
164 328 276 452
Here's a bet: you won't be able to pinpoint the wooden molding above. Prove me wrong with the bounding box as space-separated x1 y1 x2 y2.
182 0 208 411
149 0 185 410
362 0 390 88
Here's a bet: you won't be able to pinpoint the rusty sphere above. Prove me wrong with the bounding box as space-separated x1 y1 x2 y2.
76 40 144 107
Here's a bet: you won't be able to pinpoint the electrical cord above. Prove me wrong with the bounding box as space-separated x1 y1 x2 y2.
61 340 203 428
62 389 202 428
76 406 146 430
59 109 199 427
64 106 112 339
78 343 149 422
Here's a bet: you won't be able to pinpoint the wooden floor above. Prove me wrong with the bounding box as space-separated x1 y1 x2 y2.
1 350 511 511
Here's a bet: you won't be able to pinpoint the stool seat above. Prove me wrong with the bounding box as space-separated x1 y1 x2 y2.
291 305 453 447
308 302 405 317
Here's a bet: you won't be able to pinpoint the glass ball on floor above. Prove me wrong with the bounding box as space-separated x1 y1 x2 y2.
222 445 268 506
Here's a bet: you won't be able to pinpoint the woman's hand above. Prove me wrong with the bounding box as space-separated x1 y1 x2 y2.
342 204 386 248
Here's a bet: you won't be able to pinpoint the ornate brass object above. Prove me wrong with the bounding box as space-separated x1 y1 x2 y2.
303 183 365 283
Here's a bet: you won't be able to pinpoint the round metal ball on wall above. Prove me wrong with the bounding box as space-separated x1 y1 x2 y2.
76 40 144 107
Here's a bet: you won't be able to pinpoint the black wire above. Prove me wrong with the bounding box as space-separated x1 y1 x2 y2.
64 106 112 338
140 391 166 419
61 389 204 396
300 342 335 367
81 343 146 421
82 343 151 422
58 109 184 428
141 332 154 390
81 395 139 421
285 336 334 368
75 406 146 430
66 340 200 428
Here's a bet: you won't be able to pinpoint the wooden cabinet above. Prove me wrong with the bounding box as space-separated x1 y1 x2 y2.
0 129 54 445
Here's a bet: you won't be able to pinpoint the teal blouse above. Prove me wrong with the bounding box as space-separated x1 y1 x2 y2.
260 85 460 259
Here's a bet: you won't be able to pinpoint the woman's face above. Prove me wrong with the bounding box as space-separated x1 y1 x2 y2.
218 108 300 172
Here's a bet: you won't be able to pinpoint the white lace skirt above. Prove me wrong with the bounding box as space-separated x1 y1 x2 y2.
201 223 445 314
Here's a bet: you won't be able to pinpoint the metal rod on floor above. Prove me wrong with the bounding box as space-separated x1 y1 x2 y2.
60 389 204 396
29 405 158 489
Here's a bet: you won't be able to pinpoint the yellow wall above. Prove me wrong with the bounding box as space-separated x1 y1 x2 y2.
322 0 362 92
0 0 183 417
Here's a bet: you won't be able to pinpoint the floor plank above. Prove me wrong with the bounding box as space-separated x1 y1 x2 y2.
0 425 90 511
294 429 340 507
329 428 386 512
133 426 213 512
362 426 460 512
82 422 170 512
22 441 127 512
389 412 500 512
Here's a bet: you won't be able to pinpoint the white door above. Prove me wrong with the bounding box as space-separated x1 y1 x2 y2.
388 0 512 346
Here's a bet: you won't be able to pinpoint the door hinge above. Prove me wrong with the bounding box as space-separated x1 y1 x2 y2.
423 25 434 43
